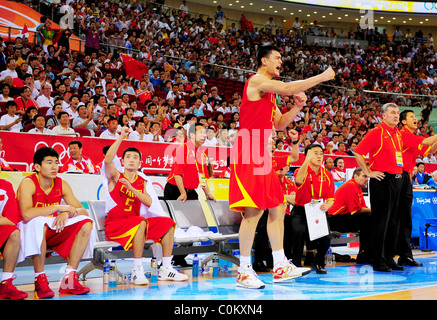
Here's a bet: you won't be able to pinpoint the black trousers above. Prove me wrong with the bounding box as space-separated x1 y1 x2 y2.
288 205 330 266
368 172 404 266
396 171 414 259
327 211 371 257
163 182 198 200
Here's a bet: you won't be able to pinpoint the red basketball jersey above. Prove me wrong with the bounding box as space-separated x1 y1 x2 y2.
28 173 63 217
107 173 145 221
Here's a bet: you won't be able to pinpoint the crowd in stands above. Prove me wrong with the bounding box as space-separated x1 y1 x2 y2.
1 0 437 171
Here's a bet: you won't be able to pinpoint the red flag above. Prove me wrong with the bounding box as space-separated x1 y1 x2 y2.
121 54 149 82
21 23 28 35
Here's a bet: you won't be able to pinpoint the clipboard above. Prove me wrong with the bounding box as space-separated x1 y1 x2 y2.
304 199 329 241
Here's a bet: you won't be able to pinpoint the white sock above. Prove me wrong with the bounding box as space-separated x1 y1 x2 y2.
272 249 285 266
162 256 172 268
239 256 252 269
64 268 76 276
133 258 143 269
1 272 14 282
35 272 45 278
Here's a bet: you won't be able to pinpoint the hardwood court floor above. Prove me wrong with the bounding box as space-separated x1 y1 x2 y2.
15 252 437 300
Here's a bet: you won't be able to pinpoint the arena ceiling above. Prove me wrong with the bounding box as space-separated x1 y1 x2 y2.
187 0 437 28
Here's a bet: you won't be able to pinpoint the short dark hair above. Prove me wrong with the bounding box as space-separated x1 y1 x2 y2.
334 157 344 167
69 140 82 149
400 109 414 123
33 147 59 166
5 101 17 109
57 111 69 120
122 147 141 160
256 45 280 69
188 123 204 138
304 144 323 156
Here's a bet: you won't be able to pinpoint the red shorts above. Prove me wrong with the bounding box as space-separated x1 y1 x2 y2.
0 225 19 251
45 219 91 260
105 215 175 251
229 140 285 212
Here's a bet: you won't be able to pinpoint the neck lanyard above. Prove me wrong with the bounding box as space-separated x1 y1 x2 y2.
309 169 323 200
188 143 204 173
385 128 402 152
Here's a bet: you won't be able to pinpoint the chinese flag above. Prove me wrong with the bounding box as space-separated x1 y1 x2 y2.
21 23 28 35
120 54 149 81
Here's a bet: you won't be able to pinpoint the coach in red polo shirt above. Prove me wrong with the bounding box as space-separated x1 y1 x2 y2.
289 144 335 274
164 123 216 202
327 167 372 263
353 103 405 272
397 110 437 267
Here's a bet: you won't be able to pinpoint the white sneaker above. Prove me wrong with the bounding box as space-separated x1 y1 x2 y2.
131 266 148 285
273 259 311 283
158 266 189 282
236 266 265 289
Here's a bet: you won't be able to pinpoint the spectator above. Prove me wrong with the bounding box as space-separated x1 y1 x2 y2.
0 84 13 102
27 114 52 134
60 140 99 174
332 157 346 182
426 170 437 187
51 111 75 135
46 103 63 127
14 86 39 115
0 101 22 132
128 120 147 141
412 162 431 184
145 121 164 142
100 116 120 139
72 103 100 136
0 58 18 83
80 16 108 56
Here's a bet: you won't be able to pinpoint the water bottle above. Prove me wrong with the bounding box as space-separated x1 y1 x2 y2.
212 253 219 278
103 259 110 286
109 260 117 288
326 247 333 265
150 257 158 283
192 254 199 278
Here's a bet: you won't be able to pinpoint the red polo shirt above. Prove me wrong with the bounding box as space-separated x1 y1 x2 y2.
354 121 404 174
280 176 297 214
14 96 37 113
166 140 210 190
294 166 335 207
400 126 431 174
327 178 367 216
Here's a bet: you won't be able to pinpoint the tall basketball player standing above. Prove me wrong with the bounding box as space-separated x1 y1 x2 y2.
229 45 335 289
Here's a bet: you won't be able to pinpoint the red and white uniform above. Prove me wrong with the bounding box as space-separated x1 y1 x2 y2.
60 155 100 174
331 168 346 182
17 173 95 262
0 179 20 250
102 160 174 251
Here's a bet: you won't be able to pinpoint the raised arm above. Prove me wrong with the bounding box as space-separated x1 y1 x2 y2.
274 92 307 131
248 67 334 97
105 127 130 183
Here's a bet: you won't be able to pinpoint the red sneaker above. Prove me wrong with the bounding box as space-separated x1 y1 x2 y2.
59 271 90 295
34 274 55 299
0 276 28 300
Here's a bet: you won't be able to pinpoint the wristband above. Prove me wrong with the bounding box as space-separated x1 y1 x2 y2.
292 140 299 145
